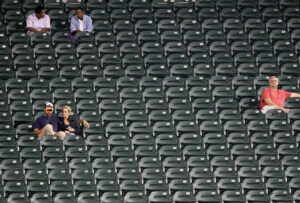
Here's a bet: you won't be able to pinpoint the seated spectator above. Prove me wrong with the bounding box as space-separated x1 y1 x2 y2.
260 76 300 114
70 7 93 34
26 5 51 36
33 102 65 140
33 102 89 140
58 106 84 136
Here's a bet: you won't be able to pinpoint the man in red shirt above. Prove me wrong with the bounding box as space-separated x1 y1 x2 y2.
260 76 300 114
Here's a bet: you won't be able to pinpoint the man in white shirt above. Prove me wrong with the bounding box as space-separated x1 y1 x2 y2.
26 5 51 36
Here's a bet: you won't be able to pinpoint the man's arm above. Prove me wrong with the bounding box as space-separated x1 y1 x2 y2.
70 17 81 34
86 16 93 33
27 27 39 33
40 28 51 32
34 128 42 135
264 98 289 113
27 27 50 33
291 93 300 98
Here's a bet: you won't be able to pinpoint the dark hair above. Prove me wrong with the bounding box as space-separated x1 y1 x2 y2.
35 5 45 14
76 7 84 12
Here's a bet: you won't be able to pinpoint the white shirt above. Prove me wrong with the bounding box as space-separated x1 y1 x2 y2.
26 13 51 34
79 19 84 31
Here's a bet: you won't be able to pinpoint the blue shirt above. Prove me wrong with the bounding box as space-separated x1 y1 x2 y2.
70 15 93 33
33 114 61 132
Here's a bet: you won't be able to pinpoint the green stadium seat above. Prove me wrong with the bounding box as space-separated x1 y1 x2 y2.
15 67 37 79
25 169 48 184
205 30 226 46
147 190 171 203
262 7 282 21
181 144 205 160
117 169 140 185
10 100 32 115
168 179 192 195
144 179 169 195
94 32 114 46
234 156 257 170
45 158 68 172
210 156 234 170
26 180 49 198
53 192 76 203
73 180 97 196
76 43 97 58
43 147 65 162
98 42 118 57
168 98 191 113
285 166 300 181
196 190 221 203
266 18 286 33
206 145 230 160
262 166 285 182
193 177 216 193
11 43 32 58
153 8 175 22
132 8 152 22
94 168 117 183
54 43 75 58
108 134 131 150
87 9 109 21
51 32 69 46
8 89 29 104
100 191 123 203
269 189 292 202
52 88 73 103
86 0 106 11
93 20 112 32
245 190 270 202
2 169 24 184
110 146 134 162
30 32 51 47
23 158 45 172
73 88 94 103
138 157 162 172
251 132 272 148
65 146 88 162
123 191 147 203
141 168 165 183
255 144 277 160
12 111 33 127
85 134 107 149
48 9 67 21
76 192 100 203
231 144 254 159
92 158 114 171
124 110 147 125
287 18 299 32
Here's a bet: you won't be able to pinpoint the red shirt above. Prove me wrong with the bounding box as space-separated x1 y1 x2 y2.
260 87 291 109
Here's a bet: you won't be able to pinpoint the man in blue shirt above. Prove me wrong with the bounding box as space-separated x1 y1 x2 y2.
33 102 66 140
70 7 93 34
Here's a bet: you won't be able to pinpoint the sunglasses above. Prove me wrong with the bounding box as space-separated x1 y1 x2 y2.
47 109 53 112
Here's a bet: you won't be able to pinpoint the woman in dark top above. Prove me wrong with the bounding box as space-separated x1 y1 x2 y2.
59 106 81 136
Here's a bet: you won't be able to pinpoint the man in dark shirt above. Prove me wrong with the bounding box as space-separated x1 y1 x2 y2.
33 102 66 140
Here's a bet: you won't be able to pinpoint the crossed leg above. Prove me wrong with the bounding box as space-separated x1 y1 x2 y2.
38 124 66 141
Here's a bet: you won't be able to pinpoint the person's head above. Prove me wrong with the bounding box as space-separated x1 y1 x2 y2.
44 102 54 117
62 106 72 119
269 76 279 89
35 5 46 19
76 7 84 20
